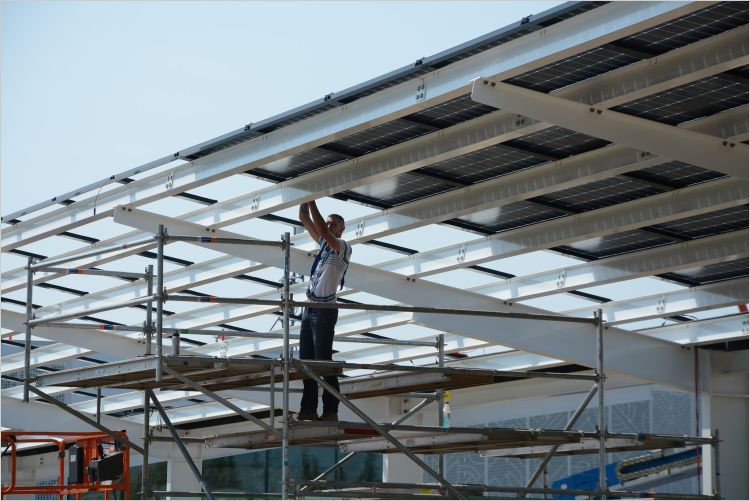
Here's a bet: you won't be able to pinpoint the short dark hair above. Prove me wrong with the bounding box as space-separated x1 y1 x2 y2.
329 213 345 228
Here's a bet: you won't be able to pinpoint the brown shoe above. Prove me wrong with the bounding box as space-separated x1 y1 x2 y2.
297 411 318 421
320 411 338 422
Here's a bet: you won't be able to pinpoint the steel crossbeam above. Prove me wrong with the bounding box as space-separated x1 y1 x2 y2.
12 117 746 328
472 230 748 301
471 80 748 178
1 310 151 358
21 173 739 362
563 278 748 325
378 172 747 277
114 207 697 389
637 314 749 345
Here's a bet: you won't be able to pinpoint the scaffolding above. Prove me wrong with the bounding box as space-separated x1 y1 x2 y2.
18 227 721 500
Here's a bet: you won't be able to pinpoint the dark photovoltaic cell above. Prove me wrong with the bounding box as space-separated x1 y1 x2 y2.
327 120 433 156
532 177 668 213
344 172 456 207
554 229 678 260
618 2 749 54
453 201 567 234
611 75 748 125
648 206 749 240
506 47 642 93
424 145 549 184
630 161 726 188
254 148 350 179
662 258 749 285
407 95 497 128
504 126 610 158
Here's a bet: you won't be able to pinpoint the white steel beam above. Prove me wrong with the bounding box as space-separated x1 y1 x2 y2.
563 278 749 325
1 343 92 375
637 314 748 345
473 230 748 301
380 173 747 277
2 1 702 251
1 310 152 359
114 207 697 390
3 38 745 292
471 80 748 179
17 108 747 323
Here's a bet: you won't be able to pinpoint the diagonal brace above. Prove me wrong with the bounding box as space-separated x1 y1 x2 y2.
26 385 144 454
147 390 215 500
299 395 436 494
160 365 281 437
294 359 465 499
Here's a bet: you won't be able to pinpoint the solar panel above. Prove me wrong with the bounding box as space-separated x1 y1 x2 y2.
505 47 642 93
423 144 548 184
662 258 749 285
344 172 456 207
503 126 610 158
629 161 726 188
648 206 749 239
327 120 433 156
553 229 678 260
611 74 748 125
531 177 668 213
407 94 497 128
453 201 567 233
255 148 350 179
618 2 749 53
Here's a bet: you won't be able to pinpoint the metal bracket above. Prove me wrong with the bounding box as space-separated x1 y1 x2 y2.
355 219 365 238
250 193 261 211
656 295 667 314
415 80 426 102
556 270 567 289
457 245 466 263
164 171 175 190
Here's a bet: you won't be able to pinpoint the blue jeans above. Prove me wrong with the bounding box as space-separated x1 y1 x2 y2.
299 306 339 414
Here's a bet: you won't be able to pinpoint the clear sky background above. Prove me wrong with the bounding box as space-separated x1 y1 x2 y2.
2 0 563 216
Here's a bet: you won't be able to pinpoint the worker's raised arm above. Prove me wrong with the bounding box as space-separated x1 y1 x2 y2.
299 203 322 243
309 201 343 254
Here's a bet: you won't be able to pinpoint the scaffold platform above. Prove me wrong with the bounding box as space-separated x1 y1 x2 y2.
34 355 591 395
205 420 712 456
32 355 340 391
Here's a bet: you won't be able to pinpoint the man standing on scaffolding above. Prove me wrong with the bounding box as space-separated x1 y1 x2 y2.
296 201 352 421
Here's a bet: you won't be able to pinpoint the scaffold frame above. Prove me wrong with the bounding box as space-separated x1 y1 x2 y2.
16 229 722 500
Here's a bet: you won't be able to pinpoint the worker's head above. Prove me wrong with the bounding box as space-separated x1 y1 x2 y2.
327 214 345 237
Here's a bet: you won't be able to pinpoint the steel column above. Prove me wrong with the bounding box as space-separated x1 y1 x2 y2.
596 309 607 499
156 224 165 382
23 257 34 403
146 265 154 355
281 232 291 500
142 392 150 500
437 334 445 482
96 388 102 424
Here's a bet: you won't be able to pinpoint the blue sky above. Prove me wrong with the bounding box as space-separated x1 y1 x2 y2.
1 1 563 216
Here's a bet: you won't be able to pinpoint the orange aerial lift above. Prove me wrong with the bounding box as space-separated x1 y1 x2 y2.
1 431 130 499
